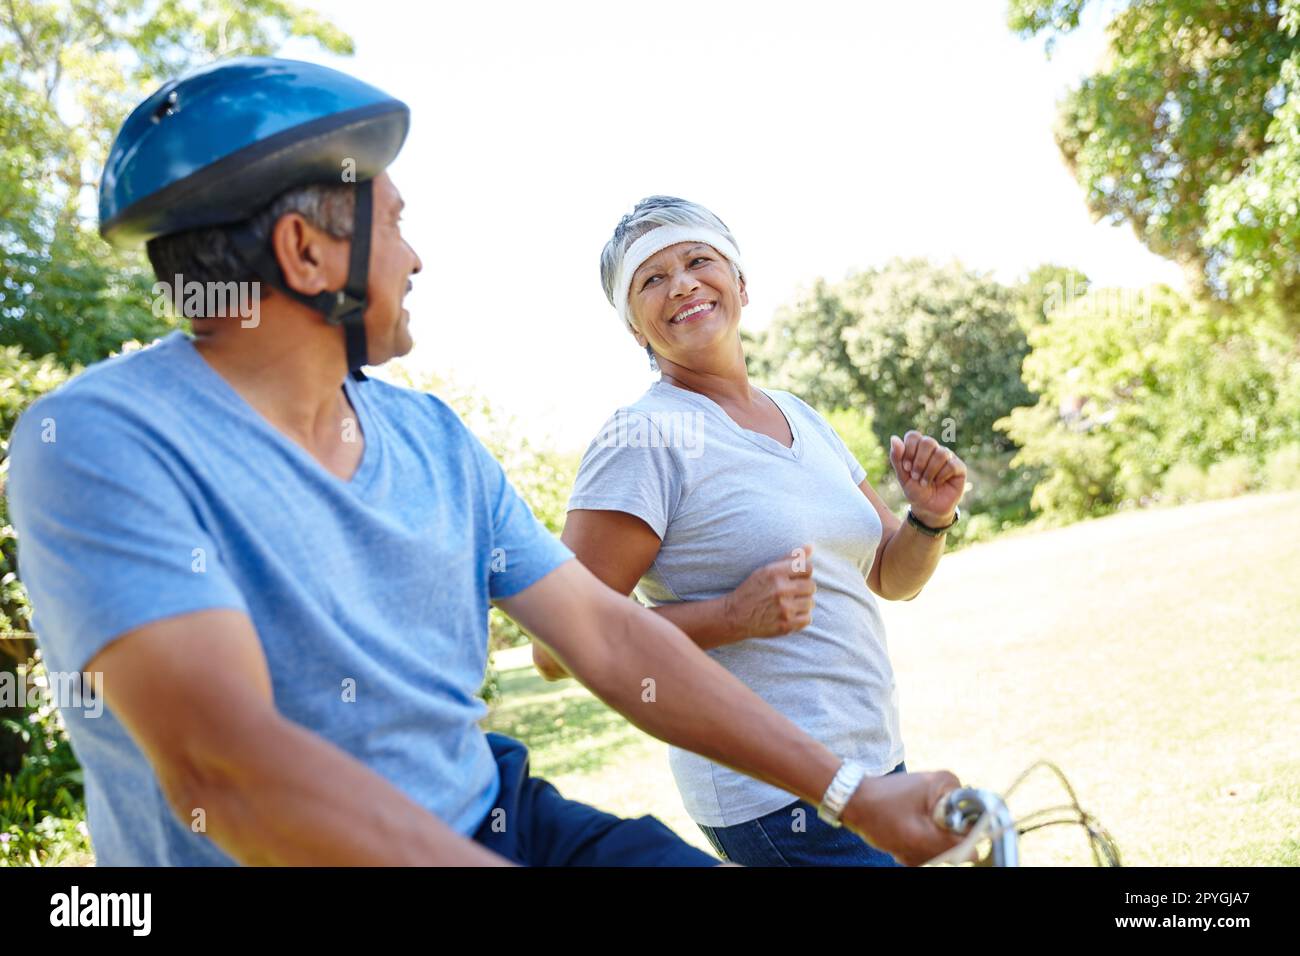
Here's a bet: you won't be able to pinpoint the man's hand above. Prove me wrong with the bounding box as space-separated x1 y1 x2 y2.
532 640 570 681
842 768 965 867
724 544 817 638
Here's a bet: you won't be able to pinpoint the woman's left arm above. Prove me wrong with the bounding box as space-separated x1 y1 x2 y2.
859 430 967 602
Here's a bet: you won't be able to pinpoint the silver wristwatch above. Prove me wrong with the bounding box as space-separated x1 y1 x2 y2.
818 759 868 828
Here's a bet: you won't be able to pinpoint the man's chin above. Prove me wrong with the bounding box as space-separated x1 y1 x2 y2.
364 325 414 367
393 321 416 359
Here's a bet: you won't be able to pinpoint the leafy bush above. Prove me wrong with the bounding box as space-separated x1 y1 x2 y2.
0 657 91 867
1160 462 1208 505
1205 457 1257 500
0 345 91 862
998 287 1299 523
952 512 1000 547
1264 444 1300 491
823 407 888 487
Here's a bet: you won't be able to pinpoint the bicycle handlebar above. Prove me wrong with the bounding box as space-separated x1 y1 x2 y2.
932 787 1019 867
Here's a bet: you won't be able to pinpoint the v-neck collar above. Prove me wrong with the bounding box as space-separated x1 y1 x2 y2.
174 330 378 488
653 379 802 461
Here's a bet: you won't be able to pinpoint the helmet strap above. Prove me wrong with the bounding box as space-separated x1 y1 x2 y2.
228 178 375 382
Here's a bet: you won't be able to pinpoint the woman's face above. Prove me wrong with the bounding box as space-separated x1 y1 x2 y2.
626 241 747 362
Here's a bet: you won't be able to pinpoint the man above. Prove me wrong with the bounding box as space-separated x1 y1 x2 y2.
5 56 964 866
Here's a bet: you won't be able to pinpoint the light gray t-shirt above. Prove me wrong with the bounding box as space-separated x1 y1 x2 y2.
568 380 905 827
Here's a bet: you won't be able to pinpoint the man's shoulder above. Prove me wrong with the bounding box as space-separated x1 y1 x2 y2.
353 374 472 435
11 334 189 452
351 374 493 471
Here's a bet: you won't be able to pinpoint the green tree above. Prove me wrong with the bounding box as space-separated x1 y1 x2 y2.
838 259 1034 459
745 277 869 412
1 0 353 367
1015 262 1092 334
1009 0 1300 309
751 260 1035 460
1203 2 1300 318
996 284 1300 522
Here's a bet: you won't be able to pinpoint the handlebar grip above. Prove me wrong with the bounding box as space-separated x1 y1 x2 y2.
930 787 1020 867
934 787 979 833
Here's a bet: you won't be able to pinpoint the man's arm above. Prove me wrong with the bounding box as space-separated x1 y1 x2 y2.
499 559 963 866
533 509 815 679
90 608 508 866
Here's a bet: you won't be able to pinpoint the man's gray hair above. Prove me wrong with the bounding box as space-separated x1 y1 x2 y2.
146 182 356 287
599 196 743 309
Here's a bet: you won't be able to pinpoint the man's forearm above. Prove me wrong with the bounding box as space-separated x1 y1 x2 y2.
878 511 952 601
649 596 741 650
536 597 740 679
581 599 841 810
167 713 509 866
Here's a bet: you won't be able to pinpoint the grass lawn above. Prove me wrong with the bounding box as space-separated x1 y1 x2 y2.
482 489 1300 865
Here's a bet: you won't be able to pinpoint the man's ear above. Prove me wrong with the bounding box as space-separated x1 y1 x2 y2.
270 213 346 298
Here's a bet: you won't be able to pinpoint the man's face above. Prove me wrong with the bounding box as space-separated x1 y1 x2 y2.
361 172 422 364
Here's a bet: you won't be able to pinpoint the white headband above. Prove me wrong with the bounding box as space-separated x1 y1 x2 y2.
612 224 745 331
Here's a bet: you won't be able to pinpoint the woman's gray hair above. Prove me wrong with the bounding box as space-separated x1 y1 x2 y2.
599 196 743 309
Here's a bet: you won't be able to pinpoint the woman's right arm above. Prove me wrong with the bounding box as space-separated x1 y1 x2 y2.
532 509 815 679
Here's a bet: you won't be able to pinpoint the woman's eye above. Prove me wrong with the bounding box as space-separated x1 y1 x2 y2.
642 276 661 288
692 257 709 265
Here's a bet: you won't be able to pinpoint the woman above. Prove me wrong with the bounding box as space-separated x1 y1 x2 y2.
533 196 967 866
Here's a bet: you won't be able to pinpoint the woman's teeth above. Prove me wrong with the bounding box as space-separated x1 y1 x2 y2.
671 303 713 324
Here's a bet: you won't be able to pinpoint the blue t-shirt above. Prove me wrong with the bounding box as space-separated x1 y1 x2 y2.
5 330 574 865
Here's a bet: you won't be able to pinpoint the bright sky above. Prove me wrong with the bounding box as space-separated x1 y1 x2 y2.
280 0 1184 452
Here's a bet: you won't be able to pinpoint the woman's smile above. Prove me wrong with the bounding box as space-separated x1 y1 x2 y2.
669 300 717 325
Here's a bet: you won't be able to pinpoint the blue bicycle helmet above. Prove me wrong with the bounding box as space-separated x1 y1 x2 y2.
100 56 410 378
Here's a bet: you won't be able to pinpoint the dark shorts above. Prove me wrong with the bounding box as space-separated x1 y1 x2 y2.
471 732 721 867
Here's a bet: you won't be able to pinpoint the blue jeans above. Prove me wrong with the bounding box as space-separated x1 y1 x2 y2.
472 733 720 866
697 762 908 866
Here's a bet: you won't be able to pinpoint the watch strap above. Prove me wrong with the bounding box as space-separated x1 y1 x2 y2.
818 759 869 828
906 506 960 537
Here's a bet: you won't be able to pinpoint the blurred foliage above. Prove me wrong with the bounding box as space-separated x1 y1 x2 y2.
1 346 72 789
743 278 869 413
0 0 353 366
749 258 1035 461
1204 5 1300 314
822 407 889 487
0 655 91 866
1009 0 1300 313
1 347 71 640
997 285 1300 522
